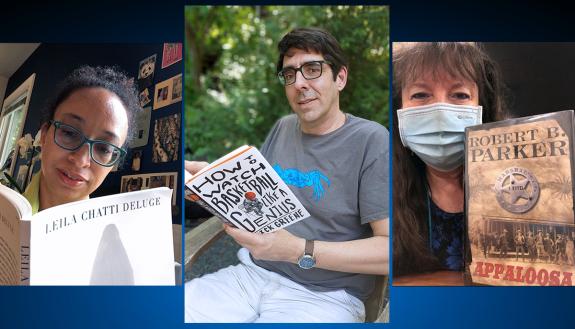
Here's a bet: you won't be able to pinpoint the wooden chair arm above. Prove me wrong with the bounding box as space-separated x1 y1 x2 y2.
184 217 225 274
365 275 389 323
377 298 390 323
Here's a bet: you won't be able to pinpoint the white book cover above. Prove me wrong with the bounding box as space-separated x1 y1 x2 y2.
0 185 175 286
29 187 175 285
186 146 310 233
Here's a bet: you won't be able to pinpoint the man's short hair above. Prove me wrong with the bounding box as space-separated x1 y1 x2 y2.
277 27 348 81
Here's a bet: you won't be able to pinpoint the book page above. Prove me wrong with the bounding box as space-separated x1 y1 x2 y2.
0 184 31 285
187 145 251 180
29 187 175 285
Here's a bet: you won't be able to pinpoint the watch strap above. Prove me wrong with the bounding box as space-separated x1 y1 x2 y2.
304 239 314 256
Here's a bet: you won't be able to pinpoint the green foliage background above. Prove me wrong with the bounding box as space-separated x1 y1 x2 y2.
185 6 389 161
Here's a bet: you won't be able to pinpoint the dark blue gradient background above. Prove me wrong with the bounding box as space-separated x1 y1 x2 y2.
2 1 575 328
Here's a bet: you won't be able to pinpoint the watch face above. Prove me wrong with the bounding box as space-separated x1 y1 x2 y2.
298 255 315 269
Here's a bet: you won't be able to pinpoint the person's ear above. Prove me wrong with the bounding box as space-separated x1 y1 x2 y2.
335 66 348 91
40 122 49 146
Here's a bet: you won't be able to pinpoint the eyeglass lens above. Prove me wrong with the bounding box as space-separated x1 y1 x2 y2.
54 123 121 166
280 61 323 85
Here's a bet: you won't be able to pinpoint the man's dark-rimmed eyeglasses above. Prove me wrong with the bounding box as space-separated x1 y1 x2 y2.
278 60 332 86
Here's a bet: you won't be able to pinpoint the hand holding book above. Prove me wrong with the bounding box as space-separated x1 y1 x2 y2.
185 160 209 175
185 145 311 234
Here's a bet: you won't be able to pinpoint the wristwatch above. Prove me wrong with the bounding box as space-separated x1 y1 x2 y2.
297 240 316 269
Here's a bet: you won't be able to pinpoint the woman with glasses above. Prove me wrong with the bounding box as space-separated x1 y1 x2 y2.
22 66 140 213
392 43 508 279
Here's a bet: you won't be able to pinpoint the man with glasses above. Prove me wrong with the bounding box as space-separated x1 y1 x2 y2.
186 27 389 323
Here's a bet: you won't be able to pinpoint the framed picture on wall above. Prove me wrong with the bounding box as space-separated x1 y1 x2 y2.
130 106 152 148
138 54 156 89
139 87 151 107
149 172 177 205
120 175 144 193
153 77 172 110
171 74 182 103
152 113 180 163
131 149 142 172
153 74 183 110
120 172 178 205
161 43 182 69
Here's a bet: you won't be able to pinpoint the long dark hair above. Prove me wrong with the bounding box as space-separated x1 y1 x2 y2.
392 43 508 276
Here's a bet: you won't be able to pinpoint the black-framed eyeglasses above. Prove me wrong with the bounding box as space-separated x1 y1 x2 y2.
277 60 332 86
49 120 126 167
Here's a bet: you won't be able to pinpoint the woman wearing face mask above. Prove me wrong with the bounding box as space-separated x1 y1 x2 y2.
22 66 140 214
392 43 508 279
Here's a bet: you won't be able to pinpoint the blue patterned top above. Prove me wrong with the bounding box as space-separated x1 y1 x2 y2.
428 198 464 271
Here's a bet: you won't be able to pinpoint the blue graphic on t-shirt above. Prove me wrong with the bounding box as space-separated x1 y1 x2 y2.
273 163 330 201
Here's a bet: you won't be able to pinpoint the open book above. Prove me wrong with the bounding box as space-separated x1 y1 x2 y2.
0 185 175 286
185 145 310 233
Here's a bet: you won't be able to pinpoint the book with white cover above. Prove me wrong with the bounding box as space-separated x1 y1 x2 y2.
0 185 175 286
185 145 310 233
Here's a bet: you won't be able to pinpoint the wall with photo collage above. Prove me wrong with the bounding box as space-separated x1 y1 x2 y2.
4 43 183 224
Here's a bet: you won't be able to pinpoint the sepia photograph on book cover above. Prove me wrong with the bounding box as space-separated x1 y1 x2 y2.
465 110 575 286
185 145 311 234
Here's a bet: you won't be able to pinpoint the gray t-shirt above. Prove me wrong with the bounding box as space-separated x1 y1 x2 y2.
253 113 389 300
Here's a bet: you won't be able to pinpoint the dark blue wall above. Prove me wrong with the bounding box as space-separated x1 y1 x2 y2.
5 43 182 224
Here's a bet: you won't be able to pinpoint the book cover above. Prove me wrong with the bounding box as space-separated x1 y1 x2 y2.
0 186 175 285
465 110 575 286
185 145 310 234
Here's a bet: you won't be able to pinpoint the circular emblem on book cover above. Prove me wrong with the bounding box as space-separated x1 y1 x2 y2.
495 167 540 213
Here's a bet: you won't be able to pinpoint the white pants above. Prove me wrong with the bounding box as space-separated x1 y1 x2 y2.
185 248 365 323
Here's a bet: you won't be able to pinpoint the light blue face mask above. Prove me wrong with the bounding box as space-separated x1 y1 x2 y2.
397 102 483 172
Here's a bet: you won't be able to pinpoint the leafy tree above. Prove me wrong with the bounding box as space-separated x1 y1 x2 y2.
185 5 389 161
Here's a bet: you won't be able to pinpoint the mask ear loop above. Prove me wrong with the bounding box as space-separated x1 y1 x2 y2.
423 169 433 251
424 164 433 251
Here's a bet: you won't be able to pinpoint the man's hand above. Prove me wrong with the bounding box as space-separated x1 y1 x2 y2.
185 160 209 175
225 219 389 275
224 225 304 263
